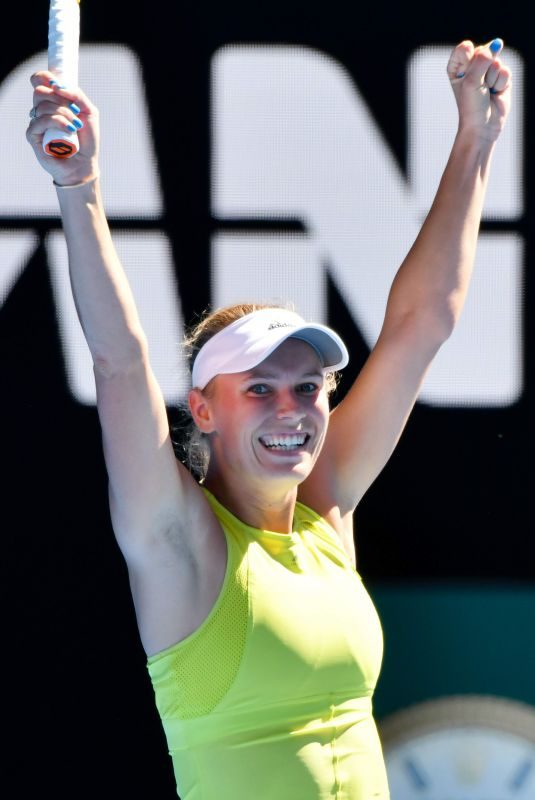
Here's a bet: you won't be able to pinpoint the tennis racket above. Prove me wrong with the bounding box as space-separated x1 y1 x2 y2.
43 0 81 158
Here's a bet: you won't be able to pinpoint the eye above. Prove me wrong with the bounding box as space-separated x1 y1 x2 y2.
247 383 271 395
297 382 319 394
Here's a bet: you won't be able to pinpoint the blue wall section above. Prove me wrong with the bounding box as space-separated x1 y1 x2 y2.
370 583 535 719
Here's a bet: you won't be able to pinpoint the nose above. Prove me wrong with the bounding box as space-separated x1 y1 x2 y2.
275 388 306 420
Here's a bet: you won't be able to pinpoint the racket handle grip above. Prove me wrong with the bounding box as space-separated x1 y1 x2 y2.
43 127 80 158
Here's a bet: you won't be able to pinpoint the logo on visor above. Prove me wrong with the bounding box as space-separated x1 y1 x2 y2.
268 322 294 330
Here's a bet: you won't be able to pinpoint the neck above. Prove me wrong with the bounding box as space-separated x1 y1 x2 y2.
203 470 298 534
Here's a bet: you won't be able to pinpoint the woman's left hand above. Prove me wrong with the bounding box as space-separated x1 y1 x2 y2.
447 38 512 144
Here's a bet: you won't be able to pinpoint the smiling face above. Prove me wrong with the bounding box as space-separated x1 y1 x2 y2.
189 338 330 495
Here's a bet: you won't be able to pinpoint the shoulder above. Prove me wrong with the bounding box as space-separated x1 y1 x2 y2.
295 496 357 569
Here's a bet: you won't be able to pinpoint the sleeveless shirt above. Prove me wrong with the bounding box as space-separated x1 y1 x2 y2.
147 488 390 799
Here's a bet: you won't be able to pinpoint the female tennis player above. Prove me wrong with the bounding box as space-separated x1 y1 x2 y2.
27 38 511 799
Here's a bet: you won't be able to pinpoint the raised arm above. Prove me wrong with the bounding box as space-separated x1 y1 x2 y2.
302 39 512 525
26 73 225 654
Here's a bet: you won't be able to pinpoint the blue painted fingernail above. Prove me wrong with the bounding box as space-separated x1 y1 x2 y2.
72 117 84 129
69 102 81 114
66 122 77 132
490 38 503 54
49 79 58 86
456 72 465 78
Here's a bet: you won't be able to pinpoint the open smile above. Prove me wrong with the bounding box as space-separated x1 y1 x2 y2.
258 433 310 451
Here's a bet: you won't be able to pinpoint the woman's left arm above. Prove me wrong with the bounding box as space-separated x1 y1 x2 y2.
304 38 512 517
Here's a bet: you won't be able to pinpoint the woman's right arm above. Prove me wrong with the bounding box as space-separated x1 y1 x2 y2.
26 73 227 654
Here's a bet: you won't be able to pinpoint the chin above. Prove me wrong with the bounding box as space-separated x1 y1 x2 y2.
260 457 312 484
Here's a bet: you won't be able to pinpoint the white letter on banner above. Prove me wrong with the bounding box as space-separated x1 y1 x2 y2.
211 45 524 406
0 46 186 404
408 47 523 405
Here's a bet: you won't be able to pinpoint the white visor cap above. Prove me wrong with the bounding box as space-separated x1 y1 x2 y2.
191 308 349 390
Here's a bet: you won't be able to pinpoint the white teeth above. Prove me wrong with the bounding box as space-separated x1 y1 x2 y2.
260 434 307 449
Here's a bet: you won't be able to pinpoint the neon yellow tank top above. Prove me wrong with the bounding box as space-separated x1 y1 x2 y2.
147 488 390 799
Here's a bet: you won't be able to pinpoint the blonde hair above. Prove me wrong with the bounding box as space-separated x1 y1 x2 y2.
174 302 339 478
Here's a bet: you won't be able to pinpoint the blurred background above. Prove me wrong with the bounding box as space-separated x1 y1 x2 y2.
2 1 533 796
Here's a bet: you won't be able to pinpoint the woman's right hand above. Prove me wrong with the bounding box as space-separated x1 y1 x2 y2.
26 71 100 186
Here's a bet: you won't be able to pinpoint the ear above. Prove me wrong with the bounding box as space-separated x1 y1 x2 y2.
188 388 216 434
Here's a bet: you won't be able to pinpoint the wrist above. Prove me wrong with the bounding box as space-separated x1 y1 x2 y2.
54 173 100 189
52 155 101 188
456 122 500 150
452 128 496 167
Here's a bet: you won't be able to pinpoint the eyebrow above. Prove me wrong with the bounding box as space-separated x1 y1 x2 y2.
242 369 324 381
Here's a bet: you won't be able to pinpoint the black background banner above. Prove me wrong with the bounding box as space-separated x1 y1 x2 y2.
2 1 533 796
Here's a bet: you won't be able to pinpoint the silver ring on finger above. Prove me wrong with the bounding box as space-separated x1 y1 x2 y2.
29 107 38 119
